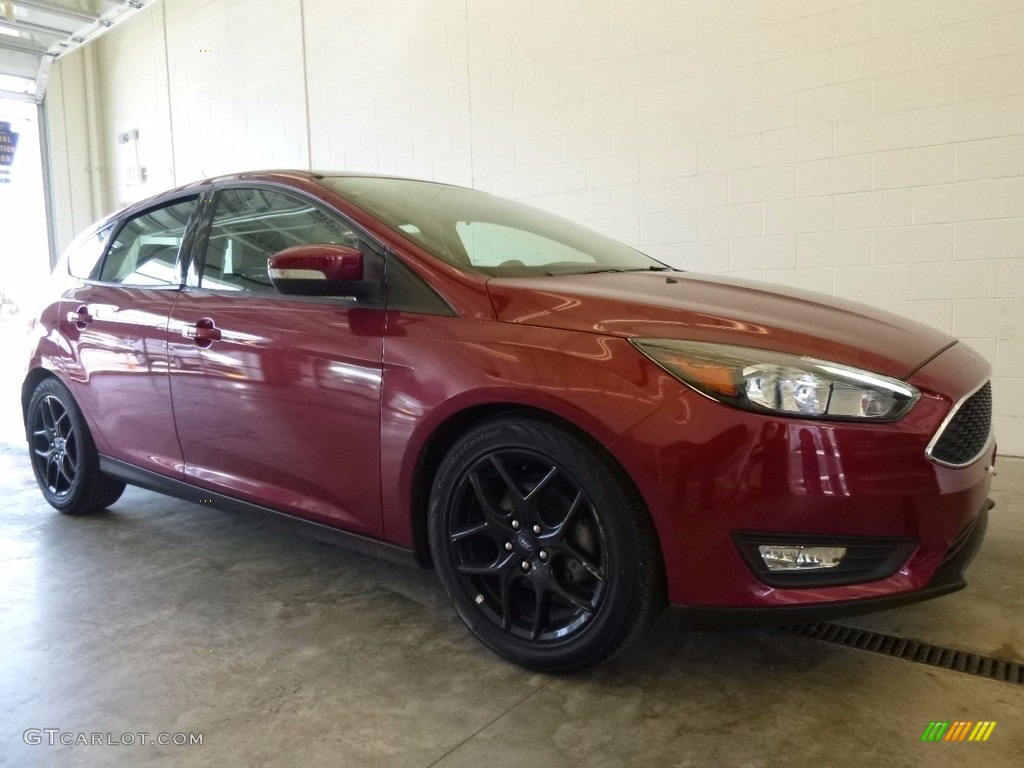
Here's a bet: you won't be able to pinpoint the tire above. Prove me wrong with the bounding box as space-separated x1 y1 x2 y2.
428 417 664 673
27 378 126 515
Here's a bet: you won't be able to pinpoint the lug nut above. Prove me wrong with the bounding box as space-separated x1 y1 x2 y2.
511 519 520 530
521 560 531 571
532 524 541 534
505 542 514 552
539 550 548 561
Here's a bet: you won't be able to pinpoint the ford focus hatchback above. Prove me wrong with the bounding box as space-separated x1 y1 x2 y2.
22 171 995 672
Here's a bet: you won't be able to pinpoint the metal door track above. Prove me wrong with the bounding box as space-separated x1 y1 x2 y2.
783 623 1024 686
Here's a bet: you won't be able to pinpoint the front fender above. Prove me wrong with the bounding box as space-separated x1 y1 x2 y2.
379 312 686 547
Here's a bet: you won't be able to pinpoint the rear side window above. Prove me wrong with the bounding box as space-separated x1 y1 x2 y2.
99 196 199 285
66 225 116 280
200 188 359 293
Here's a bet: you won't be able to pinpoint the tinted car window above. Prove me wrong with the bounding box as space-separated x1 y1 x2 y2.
67 224 116 280
200 188 360 293
99 197 198 285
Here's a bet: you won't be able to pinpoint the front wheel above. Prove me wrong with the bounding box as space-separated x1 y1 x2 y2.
27 378 125 515
428 418 663 672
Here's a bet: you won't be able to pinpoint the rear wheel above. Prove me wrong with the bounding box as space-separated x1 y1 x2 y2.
429 417 663 672
27 378 125 515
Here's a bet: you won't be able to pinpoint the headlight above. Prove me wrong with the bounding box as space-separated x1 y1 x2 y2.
632 339 919 421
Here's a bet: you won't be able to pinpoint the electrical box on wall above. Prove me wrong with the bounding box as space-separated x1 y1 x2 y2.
117 129 146 187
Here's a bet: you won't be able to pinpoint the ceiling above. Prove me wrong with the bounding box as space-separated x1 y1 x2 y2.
0 0 155 103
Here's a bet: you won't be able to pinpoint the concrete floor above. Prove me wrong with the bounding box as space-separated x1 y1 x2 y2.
1 320 1022 767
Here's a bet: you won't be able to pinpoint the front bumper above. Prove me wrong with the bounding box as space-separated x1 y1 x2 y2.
671 500 991 628
608 342 995 611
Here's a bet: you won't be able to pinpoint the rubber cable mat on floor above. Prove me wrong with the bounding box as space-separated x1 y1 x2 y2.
782 623 1024 686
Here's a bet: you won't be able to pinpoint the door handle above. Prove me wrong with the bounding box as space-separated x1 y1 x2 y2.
183 318 222 348
67 306 93 329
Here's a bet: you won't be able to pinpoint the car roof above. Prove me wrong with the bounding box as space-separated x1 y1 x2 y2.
157 169 454 197
95 170 461 232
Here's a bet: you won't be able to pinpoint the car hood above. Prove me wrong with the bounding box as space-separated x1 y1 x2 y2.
486 271 952 378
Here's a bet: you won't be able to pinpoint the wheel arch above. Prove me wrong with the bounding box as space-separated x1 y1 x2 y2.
408 401 666 597
21 367 61 429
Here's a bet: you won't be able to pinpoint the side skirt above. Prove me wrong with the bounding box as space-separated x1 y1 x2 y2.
99 456 421 568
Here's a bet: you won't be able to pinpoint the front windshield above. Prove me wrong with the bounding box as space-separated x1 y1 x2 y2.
321 176 671 277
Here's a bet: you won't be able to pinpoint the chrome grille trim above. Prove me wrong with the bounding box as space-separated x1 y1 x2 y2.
925 380 994 469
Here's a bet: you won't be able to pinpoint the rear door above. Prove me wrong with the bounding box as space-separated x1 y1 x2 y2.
166 186 386 535
62 195 200 476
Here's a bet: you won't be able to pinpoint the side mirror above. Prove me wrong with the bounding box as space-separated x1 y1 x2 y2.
267 244 374 297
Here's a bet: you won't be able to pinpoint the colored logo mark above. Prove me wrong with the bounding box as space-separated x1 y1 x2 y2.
921 721 996 742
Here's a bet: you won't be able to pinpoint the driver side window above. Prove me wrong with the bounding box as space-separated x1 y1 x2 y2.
200 188 360 293
99 196 198 285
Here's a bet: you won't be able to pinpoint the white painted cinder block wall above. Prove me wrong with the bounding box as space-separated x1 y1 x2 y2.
46 0 1024 455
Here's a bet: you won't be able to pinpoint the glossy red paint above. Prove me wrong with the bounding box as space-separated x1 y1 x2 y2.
607 342 993 606
268 244 364 282
378 313 673 547
56 284 184 476
167 293 385 536
24 170 994 623
486 272 951 377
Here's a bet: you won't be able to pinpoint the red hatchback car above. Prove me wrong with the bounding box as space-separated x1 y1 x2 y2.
23 171 995 671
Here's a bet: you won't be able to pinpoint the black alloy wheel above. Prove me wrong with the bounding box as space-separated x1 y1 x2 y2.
448 446 608 641
31 393 79 497
27 378 125 515
429 418 663 672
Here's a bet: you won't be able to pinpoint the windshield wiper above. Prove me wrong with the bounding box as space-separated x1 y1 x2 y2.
550 265 676 276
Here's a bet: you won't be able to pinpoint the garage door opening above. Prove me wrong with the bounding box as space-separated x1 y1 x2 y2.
0 97 49 445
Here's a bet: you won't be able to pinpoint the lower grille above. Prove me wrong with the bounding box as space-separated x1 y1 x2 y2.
927 382 992 467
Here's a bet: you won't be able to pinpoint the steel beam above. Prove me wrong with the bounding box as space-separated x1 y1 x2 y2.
11 1 100 25
0 17 75 38
0 36 50 55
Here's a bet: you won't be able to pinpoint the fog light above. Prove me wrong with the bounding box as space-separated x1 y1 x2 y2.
758 545 846 571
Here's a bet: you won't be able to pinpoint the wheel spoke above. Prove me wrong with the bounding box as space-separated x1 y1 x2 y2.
46 456 59 491
523 464 558 502
53 409 70 440
40 398 57 434
562 541 606 582
57 456 75 487
530 587 550 640
457 562 500 576
449 520 489 544
548 579 595 613
456 552 513 576
499 570 515 631
467 470 510 530
488 454 523 502
551 490 585 537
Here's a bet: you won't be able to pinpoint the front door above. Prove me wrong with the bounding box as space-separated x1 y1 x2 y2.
166 186 385 535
